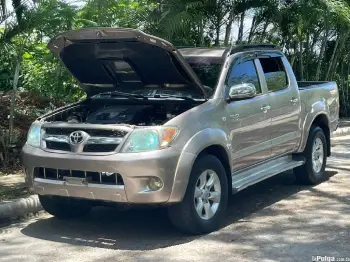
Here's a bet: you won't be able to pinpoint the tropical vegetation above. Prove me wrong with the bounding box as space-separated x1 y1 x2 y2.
1 0 350 169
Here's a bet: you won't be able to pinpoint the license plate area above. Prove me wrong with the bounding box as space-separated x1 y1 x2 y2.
63 176 87 185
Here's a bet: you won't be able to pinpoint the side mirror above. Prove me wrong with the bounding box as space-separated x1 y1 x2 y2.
226 83 257 102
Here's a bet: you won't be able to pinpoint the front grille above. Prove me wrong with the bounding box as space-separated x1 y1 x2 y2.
42 127 129 153
45 128 128 138
46 141 71 151
34 167 124 185
83 144 118 152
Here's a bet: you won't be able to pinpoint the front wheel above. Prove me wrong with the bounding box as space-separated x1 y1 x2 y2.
168 154 228 234
294 126 328 185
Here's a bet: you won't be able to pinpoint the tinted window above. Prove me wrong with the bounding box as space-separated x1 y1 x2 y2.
188 63 221 91
259 57 288 92
226 60 262 94
184 56 223 95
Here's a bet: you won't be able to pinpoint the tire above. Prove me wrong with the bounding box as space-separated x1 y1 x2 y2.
39 195 91 219
294 126 328 185
168 154 228 234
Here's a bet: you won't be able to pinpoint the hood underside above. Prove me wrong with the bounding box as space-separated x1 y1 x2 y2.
47 28 207 98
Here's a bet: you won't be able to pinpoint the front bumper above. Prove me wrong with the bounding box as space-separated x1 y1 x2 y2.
21 144 195 204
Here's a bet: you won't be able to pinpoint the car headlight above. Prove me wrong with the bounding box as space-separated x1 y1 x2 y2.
121 127 179 153
26 122 42 148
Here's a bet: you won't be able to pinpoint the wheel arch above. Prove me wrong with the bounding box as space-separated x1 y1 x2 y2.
168 128 232 202
300 113 331 156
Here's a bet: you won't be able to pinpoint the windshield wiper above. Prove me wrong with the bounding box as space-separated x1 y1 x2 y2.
95 91 205 102
151 94 201 102
94 91 148 99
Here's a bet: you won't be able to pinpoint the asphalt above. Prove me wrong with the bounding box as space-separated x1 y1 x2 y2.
1 136 350 262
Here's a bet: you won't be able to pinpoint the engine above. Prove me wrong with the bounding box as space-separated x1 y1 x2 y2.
45 102 193 126
85 105 164 125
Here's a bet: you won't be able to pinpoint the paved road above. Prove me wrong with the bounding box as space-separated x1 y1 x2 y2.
1 137 350 262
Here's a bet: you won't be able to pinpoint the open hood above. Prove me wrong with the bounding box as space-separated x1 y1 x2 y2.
47 28 208 98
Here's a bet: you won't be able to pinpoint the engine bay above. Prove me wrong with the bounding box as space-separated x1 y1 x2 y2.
43 99 199 126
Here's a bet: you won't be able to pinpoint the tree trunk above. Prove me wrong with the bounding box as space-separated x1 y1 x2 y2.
248 15 257 43
224 11 234 46
198 18 204 46
237 11 245 44
299 41 304 80
290 41 297 68
316 28 328 81
311 28 323 50
330 33 348 79
1 0 6 17
346 63 350 116
8 53 22 145
325 33 340 80
214 7 223 47
305 32 310 80
260 20 269 42
215 22 220 46
340 61 347 116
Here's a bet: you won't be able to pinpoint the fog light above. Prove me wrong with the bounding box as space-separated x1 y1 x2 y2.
148 177 163 191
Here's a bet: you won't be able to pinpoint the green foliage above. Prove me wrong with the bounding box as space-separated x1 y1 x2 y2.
1 0 350 117
20 40 83 101
79 0 156 28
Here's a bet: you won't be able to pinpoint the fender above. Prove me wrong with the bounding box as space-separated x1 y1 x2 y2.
168 128 231 202
298 100 330 153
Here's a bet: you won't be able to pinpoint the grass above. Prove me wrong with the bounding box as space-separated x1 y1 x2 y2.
0 186 30 202
0 173 30 202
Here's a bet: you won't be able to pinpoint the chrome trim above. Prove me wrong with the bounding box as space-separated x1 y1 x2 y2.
42 128 126 153
86 137 123 144
43 134 68 143
42 123 133 133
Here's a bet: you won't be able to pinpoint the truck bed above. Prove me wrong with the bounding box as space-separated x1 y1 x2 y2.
298 81 339 134
297 81 331 89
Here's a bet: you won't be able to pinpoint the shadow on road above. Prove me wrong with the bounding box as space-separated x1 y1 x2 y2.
20 170 337 251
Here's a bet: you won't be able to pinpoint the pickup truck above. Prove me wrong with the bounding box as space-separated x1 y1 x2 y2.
21 28 339 234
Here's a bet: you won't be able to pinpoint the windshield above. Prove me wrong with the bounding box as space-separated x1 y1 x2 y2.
114 58 222 99
185 57 223 95
90 55 222 99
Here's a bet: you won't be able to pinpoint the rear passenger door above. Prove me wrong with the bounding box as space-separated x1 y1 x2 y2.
257 54 301 157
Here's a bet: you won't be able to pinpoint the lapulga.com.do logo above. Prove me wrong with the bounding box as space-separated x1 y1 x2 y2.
312 256 350 262
312 256 335 262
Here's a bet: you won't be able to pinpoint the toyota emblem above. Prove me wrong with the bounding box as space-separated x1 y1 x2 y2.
69 131 85 144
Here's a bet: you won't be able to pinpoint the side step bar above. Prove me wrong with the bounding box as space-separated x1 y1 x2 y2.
231 155 305 194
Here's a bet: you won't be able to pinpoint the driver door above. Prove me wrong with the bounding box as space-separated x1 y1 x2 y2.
225 58 272 171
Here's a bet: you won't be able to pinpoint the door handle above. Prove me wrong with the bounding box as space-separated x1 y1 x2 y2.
290 97 299 105
261 105 271 113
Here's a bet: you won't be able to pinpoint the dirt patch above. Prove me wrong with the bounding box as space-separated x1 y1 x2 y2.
0 174 29 201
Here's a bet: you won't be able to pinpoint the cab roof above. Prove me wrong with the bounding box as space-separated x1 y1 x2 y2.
179 44 278 59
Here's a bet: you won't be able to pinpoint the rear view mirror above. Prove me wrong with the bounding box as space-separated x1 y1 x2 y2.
227 83 256 102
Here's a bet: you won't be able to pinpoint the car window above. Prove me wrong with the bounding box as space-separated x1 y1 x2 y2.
185 56 223 96
226 60 262 94
259 57 288 92
188 62 222 91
